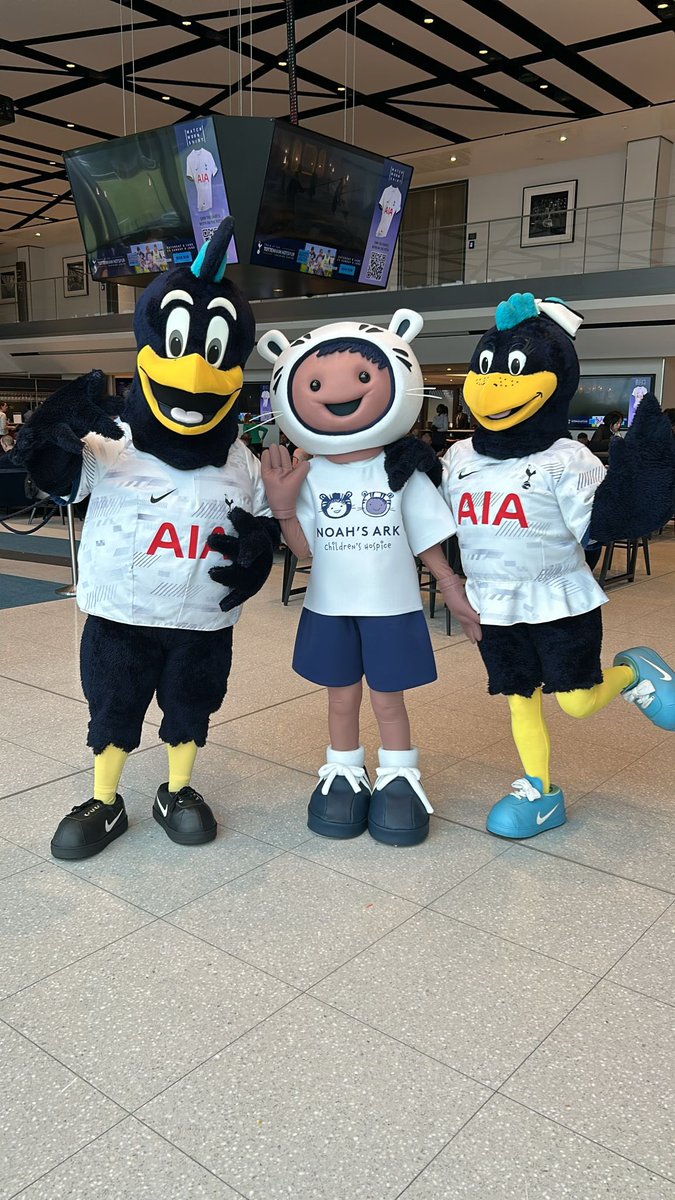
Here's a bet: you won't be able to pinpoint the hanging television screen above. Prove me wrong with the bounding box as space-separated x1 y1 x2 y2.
568 374 656 429
64 116 237 281
251 123 413 287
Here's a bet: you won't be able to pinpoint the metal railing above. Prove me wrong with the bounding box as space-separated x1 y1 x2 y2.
1 194 674 328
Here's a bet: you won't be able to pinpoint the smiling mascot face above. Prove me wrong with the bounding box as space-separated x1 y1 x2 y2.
125 218 256 470
463 293 583 457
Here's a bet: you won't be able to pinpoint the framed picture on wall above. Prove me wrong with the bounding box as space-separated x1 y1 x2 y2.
63 254 89 297
0 266 17 303
521 180 577 247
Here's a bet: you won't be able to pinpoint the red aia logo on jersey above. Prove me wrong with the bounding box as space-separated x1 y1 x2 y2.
146 523 226 559
457 492 528 527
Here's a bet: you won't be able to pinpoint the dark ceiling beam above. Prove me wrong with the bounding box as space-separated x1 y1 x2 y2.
466 0 651 109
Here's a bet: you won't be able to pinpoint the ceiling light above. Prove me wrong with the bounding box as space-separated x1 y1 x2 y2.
181 19 192 24
278 59 287 66
423 16 434 22
337 86 346 92
162 95 171 101
657 3 668 8
66 122 74 128
478 48 488 55
66 63 76 69
559 134 567 141
450 155 457 162
49 160 56 165
35 232 41 237
539 83 548 89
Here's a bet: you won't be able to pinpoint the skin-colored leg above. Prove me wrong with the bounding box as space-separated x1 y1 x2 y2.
556 665 635 719
167 740 199 792
327 682 363 751
507 690 552 794
369 689 411 751
93 744 129 803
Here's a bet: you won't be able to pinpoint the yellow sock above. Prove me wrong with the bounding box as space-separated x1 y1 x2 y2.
508 690 552 794
93 744 129 804
167 741 198 793
556 665 635 719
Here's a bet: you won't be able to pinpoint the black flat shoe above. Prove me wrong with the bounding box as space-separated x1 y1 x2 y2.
153 784 217 845
51 794 128 860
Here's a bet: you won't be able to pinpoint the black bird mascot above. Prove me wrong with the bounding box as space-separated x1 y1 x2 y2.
13 218 279 859
441 292 675 838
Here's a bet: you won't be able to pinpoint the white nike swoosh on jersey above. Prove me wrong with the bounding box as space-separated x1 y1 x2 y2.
105 811 123 833
156 797 169 817
536 804 559 826
637 655 672 682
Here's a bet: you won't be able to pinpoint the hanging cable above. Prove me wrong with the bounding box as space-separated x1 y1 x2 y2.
351 2 357 144
343 1 348 142
286 0 298 125
238 2 243 116
249 0 253 116
119 1 127 136
130 0 137 133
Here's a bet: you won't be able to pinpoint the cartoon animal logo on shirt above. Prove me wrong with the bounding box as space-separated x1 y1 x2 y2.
320 491 353 518
362 490 393 517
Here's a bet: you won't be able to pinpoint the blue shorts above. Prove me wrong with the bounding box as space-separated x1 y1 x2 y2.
293 608 437 692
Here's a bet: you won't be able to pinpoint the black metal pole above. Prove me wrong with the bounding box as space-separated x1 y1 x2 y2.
286 0 298 124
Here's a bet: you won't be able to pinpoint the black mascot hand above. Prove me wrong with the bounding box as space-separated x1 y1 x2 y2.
12 370 124 497
589 394 675 544
384 435 442 492
208 508 281 613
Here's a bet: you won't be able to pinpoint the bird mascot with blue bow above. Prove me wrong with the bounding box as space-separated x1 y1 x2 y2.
442 292 675 838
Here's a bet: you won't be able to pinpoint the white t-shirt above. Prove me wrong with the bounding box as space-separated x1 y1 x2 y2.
69 424 271 631
441 437 608 626
186 148 218 212
295 453 455 617
375 186 402 238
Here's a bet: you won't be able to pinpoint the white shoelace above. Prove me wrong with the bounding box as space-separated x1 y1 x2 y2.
317 763 370 796
374 766 434 814
510 777 542 803
622 679 656 710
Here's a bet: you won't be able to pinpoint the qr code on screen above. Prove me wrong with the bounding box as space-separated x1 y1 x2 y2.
367 251 387 281
202 227 216 242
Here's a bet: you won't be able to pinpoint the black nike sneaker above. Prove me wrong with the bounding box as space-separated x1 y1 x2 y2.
50 794 128 860
153 784 217 845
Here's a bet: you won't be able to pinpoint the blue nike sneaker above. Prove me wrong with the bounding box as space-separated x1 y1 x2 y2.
486 776 566 839
613 647 675 731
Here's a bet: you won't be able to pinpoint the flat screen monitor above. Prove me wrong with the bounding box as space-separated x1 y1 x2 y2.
64 116 237 281
251 123 412 287
568 374 655 429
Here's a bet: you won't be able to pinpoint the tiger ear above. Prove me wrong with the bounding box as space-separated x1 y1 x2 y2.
257 330 291 363
388 308 423 343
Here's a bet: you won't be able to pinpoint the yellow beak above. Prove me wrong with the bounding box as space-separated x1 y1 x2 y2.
137 345 243 436
463 369 558 431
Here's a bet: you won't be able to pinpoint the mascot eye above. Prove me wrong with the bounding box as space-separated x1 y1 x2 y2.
508 350 527 375
204 314 230 369
165 307 191 359
310 379 322 392
358 370 370 383
478 349 493 374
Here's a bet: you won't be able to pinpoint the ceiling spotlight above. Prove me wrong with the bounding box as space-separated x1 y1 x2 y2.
423 16 434 22
337 85 346 91
66 62 76 69
35 232 41 237
278 59 287 66
66 122 75 128
450 155 457 162
539 83 549 89
657 3 669 8
559 134 567 141
49 160 56 165
478 48 489 55
181 19 192 24
162 95 171 100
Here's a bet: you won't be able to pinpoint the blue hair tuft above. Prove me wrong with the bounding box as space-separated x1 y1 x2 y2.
495 292 539 331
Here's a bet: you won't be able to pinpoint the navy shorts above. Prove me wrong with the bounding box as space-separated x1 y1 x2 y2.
293 608 437 692
478 607 604 697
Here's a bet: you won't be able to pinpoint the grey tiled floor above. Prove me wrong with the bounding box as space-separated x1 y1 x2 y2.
1 535 674 1198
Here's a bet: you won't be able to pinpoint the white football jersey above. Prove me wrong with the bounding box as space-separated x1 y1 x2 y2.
375 186 402 238
295 452 455 617
186 148 218 212
69 424 271 631
441 437 608 626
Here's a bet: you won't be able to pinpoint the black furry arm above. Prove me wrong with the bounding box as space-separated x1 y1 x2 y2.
11 370 123 496
384 436 442 492
208 508 281 613
588 394 675 543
